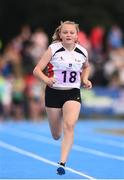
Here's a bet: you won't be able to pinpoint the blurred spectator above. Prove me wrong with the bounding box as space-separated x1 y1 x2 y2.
0 74 13 120
25 74 45 121
21 40 35 75
104 48 124 87
3 42 23 76
89 26 105 62
12 24 32 53
78 30 91 51
90 26 105 51
107 24 123 50
12 73 26 120
30 28 49 64
90 61 108 86
1 23 124 120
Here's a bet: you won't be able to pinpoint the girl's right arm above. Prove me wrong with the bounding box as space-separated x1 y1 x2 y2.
33 47 55 86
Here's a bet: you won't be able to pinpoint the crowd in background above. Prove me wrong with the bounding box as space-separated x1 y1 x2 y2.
0 24 124 121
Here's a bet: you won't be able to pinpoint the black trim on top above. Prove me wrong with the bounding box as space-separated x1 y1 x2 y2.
53 47 65 56
74 47 86 57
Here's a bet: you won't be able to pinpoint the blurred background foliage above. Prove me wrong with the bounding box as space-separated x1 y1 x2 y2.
1 0 124 44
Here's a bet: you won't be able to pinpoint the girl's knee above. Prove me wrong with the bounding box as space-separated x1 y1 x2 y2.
52 133 61 140
64 122 75 132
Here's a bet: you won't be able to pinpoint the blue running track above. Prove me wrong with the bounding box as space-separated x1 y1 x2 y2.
0 119 124 179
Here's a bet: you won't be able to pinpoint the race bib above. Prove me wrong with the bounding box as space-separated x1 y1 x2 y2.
54 70 79 84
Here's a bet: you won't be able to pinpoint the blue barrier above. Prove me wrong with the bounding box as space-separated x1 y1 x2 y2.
80 87 124 116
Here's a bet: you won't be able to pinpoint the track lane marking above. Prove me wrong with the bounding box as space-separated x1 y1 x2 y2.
0 127 124 161
0 140 95 180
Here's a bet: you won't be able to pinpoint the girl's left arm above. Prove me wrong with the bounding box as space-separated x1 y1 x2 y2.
81 64 92 89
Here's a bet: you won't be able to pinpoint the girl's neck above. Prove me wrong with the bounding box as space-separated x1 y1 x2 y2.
61 42 76 51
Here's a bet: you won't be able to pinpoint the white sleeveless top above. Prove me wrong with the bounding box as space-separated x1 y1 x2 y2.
47 42 88 89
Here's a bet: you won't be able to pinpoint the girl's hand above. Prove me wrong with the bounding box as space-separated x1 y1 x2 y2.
82 79 92 89
44 77 56 87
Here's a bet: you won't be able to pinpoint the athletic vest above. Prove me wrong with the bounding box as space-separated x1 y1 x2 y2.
47 42 88 89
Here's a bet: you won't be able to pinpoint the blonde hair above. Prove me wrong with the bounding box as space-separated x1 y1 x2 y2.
52 21 79 43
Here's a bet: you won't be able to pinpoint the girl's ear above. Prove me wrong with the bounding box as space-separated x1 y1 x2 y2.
75 35 78 43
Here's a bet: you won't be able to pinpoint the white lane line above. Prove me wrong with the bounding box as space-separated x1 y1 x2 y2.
0 124 124 148
2 124 124 148
0 140 95 180
0 127 124 161
1 124 124 148
76 136 124 148
73 144 124 161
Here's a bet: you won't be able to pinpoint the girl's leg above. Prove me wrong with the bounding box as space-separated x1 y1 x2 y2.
46 107 62 140
60 101 81 163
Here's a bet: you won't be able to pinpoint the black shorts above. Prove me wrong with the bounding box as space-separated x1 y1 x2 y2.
45 86 81 108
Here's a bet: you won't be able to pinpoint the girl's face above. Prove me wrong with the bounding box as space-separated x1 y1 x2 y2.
59 24 78 45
